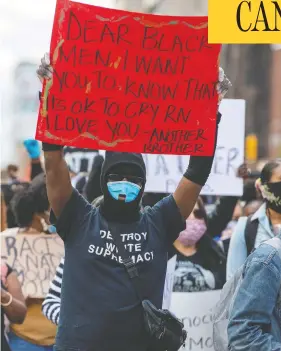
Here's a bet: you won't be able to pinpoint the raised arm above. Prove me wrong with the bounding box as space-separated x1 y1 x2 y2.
23 139 44 180
208 196 238 237
173 174 204 219
43 145 73 218
173 68 231 220
173 114 221 219
37 54 72 217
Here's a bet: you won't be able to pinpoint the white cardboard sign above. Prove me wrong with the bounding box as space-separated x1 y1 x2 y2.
1 233 64 298
162 255 177 309
143 99 245 196
170 290 221 351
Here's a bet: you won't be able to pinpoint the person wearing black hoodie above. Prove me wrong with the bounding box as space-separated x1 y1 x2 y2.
37 55 231 351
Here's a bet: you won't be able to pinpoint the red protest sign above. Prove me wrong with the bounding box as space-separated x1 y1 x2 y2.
36 0 221 155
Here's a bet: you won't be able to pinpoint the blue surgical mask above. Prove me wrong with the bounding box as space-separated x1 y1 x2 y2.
47 225 57 234
41 216 57 234
107 181 141 203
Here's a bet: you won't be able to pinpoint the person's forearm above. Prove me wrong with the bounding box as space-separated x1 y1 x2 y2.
44 147 72 217
31 159 44 180
173 178 202 219
208 196 238 236
183 111 221 187
2 292 26 324
173 112 220 219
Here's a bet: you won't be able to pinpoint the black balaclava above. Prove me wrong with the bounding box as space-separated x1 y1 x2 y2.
100 151 146 223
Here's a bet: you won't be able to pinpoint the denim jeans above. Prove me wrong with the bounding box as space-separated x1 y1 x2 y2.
8 332 54 351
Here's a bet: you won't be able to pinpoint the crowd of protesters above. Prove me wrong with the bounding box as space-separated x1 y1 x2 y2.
0 54 280 351
2 138 280 351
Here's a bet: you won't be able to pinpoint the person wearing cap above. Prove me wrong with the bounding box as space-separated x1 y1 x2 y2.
37 55 231 351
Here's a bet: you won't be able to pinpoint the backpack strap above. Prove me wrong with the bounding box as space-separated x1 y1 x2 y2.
245 215 259 256
108 223 144 302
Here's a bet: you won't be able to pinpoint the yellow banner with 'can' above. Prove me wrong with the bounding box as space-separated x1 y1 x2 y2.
208 0 281 43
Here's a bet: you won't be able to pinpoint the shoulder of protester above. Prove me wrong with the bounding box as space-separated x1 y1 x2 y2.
246 241 281 274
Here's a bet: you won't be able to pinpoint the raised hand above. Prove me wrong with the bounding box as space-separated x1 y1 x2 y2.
36 53 53 83
217 67 232 104
23 139 41 160
237 163 251 180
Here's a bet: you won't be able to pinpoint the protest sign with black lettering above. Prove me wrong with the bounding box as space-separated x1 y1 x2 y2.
1 232 64 298
143 99 245 196
36 0 221 155
170 290 220 351
64 146 98 173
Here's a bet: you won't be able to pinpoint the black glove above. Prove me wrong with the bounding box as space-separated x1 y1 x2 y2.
42 142 63 152
184 112 221 186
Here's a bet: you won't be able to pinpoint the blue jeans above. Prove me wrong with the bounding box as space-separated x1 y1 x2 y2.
8 332 54 351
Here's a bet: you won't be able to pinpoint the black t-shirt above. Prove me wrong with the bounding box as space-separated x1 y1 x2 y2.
172 249 223 292
1 264 13 351
52 189 185 351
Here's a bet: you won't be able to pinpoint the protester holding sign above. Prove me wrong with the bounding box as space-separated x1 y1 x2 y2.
36 46 230 351
2 174 57 351
171 197 226 292
35 2 233 349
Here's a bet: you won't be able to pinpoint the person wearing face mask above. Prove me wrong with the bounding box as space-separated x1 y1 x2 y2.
2 173 57 351
36 53 231 351
170 197 226 292
227 159 281 280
